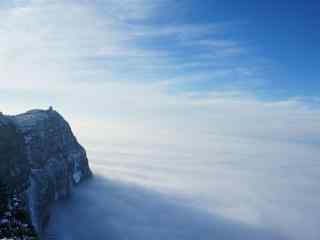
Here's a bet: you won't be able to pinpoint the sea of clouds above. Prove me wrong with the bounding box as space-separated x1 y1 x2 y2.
44 125 320 240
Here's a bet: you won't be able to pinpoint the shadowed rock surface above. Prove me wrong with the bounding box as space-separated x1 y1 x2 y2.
0 109 91 238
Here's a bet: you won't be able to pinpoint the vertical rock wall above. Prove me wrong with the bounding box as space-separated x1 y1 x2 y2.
0 109 91 236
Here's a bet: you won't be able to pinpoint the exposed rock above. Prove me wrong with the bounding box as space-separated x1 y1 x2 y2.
0 115 29 192
0 109 91 238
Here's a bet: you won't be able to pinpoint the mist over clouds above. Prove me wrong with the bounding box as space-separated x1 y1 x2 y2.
1 1 320 240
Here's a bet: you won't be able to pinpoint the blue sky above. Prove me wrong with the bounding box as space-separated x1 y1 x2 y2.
141 0 320 98
209 0 320 97
1 0 319 98
1 0 319 144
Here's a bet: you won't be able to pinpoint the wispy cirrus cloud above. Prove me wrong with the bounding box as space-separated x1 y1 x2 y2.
0 0 318 141
1 0 319 144
0 0 262 90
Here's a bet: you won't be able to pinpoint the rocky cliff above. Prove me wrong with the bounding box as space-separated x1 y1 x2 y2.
0 109 92 238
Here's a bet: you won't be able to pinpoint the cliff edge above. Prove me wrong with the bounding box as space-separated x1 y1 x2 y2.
0 109 92 239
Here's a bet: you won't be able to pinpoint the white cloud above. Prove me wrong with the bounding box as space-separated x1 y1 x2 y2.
0 0 263 90
1 0 319 145
0 0 165 89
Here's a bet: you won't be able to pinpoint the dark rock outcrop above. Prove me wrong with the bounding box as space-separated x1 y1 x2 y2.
0 114 29 192
0 109 91 238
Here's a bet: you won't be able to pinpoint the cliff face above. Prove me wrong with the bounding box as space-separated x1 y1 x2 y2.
0 109 91 237
0 114 29 184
